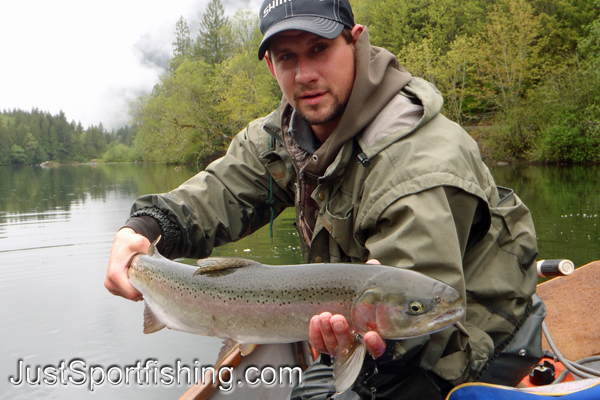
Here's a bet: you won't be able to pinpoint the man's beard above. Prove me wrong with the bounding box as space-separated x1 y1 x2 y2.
294 86 347 126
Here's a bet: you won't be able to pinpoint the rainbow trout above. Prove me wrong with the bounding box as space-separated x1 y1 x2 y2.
129 245 464 393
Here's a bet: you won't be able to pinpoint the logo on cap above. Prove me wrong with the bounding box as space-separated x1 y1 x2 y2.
263 0 292 19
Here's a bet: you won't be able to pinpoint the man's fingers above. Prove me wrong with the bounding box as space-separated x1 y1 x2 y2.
309 313 386 360
329 314 355 350
309 315 327 352
317 313 340 355
105 228 149 301
104 270 142 301
363 331 386 359
309 313 359 356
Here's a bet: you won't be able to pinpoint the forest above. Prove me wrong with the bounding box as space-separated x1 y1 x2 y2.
0 109 138 165
2 0 599 166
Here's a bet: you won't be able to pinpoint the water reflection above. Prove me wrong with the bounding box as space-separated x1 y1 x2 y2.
0 163 200 218
0 163 214 400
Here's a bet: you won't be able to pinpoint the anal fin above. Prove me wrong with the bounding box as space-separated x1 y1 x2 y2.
333 338 367 394
143 302 166 334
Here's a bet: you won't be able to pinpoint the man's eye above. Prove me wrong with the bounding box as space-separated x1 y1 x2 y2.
314 44 327 52
280 53 294 61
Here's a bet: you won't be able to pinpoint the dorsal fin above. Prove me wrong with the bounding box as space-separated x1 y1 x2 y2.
194 257 259 276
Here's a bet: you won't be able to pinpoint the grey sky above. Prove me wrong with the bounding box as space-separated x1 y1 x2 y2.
0 0 261 131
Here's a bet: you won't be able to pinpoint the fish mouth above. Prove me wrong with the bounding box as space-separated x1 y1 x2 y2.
407 307 465 336
432 308 464 325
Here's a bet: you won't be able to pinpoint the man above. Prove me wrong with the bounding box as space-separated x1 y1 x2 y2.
105 0 539 398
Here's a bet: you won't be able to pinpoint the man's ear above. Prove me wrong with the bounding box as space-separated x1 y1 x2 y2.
264 52 277 79
351 25 364 44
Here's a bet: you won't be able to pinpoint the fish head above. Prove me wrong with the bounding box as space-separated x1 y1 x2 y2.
352 273 464 339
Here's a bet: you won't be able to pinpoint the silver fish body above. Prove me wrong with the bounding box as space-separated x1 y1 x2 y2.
129 247 463 342
128 246 465 393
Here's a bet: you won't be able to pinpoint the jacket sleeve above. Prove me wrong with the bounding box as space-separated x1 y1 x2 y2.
363 185 493 383
127 123 294 259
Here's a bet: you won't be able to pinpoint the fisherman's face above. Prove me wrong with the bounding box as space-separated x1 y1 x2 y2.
265 26 363 141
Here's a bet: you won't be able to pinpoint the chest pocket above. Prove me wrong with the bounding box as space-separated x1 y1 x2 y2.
261 147 293 192
321 193 364 261
491 186 538 272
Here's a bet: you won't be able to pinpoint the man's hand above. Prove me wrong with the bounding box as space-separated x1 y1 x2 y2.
104 228 150 301
308 259 386 359
309 313 386 359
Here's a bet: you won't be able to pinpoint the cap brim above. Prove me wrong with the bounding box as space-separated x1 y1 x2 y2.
258 16 344 60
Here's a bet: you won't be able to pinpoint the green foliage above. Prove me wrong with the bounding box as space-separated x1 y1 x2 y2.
11 144 27 164
131 59 229 164
481 101 543 162
170 16 192 70
0 109 138 165
193 0 232 65
132 8 281 165
173 16 192 58
476 0 545 112
127 0 599 164
353 0 600 163
102 142 142 162
366 0 487 56
580 0 600 61
540 112 600 163
212 10 281 130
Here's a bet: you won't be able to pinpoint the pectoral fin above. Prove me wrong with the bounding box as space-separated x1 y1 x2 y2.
143 302 166 334
333 339 367 394
215 339 258 368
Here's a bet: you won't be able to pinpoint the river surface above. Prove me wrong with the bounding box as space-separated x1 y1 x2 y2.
0 162 599 399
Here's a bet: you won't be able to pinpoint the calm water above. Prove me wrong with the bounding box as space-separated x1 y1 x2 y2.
0 163 599 399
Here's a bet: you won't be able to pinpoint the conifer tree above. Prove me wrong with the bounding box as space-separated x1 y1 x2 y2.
194 0 231 65
173 16 191 58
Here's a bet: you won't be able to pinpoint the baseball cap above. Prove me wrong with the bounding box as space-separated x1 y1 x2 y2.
258 0 355 60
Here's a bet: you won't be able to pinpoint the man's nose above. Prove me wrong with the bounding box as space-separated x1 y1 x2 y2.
295 56 318 84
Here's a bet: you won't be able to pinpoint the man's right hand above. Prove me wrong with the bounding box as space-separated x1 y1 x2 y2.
104 227 150 301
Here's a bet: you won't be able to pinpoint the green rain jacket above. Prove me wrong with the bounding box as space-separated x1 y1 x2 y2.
126 30 538 390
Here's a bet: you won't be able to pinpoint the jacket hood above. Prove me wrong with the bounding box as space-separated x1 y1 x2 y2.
357 77 445 159
303 27 412 177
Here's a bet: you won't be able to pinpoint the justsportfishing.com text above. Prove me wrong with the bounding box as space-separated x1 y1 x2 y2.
8 358 302 392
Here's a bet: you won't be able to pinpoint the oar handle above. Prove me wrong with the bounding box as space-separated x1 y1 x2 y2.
536 259 575 277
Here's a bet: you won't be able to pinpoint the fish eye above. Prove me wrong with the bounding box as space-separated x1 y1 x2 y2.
408 301 425 315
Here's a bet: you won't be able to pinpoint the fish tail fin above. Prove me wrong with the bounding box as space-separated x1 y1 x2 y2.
143 302 166 334
333 338 367 393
